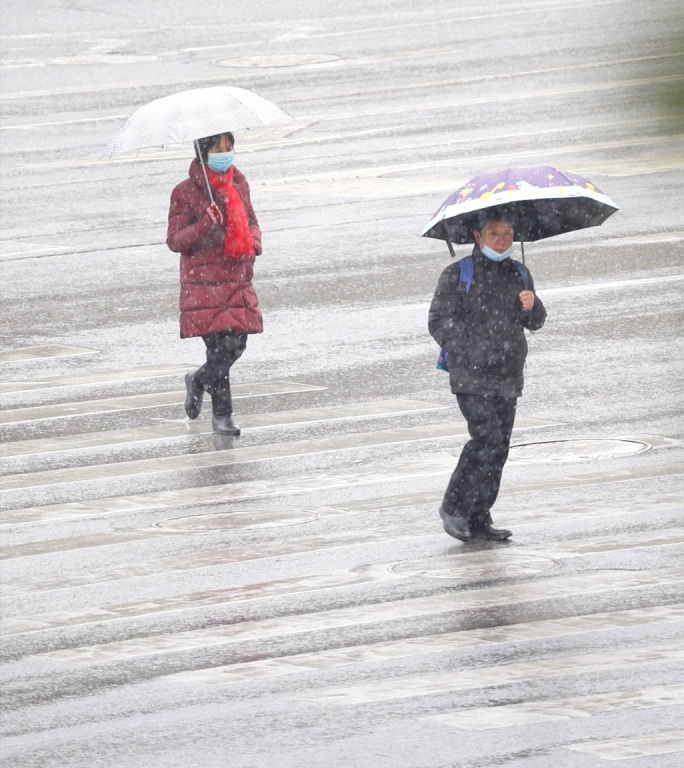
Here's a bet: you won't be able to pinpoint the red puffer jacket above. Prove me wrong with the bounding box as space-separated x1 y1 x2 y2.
167 160 263 339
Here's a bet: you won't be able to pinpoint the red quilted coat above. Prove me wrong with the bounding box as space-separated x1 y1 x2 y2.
167 160 263 339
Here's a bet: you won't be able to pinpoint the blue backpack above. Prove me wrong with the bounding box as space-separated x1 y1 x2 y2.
436 256 529 371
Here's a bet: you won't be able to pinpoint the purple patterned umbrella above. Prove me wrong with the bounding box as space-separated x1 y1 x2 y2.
421 166 619 256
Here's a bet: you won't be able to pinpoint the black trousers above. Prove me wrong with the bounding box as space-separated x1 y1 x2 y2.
194 331 247 417
443 393 517 528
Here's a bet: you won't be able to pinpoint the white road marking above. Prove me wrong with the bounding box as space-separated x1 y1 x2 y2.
0 364 195 394
165 607 684 686
0 400 448 458
4 550 680 635
0 241 74 260
0 345 98 363
2 458 680 527
301 644 684 705
0 419 553 493
385 273 684 312
565 730 684 760
36 569 684 662
1 492 680 564
425 683 684 730
0 380 327 424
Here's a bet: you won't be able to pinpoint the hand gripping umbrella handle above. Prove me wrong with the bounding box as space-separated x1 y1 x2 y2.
194 140 215 205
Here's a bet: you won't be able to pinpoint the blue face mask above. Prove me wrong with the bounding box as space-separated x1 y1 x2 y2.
481 243 513 262
207 150 234 173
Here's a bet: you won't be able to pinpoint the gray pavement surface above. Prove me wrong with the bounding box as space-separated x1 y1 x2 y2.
1 1 683 766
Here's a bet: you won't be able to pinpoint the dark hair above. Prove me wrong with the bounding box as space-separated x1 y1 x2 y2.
194 132 235 163
473 206 514 233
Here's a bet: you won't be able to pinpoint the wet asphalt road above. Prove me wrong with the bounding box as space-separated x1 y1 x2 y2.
1 1 683 766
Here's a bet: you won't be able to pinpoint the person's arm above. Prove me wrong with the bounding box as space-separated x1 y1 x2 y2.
166 186 218 254
428 265 465 355
520 270 547 330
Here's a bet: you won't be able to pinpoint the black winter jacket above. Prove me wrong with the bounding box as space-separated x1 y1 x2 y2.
428 247 546 397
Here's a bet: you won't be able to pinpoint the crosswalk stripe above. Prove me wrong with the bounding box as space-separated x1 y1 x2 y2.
0 364 193 394
2 458 681 527
564 730 684 760
300 643 684 705
0 399 448 458
424 683 684 730
0 345 97 363
14 565 683 642
0 380 327 424
0 419 556 494
3 523 682 597
164 607 684 686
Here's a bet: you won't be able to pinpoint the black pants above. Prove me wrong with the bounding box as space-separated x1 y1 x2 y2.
443 394 517 529
194 331 247 417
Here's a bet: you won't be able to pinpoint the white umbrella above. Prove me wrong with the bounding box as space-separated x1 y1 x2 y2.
103 85 293 157
103 85 293 203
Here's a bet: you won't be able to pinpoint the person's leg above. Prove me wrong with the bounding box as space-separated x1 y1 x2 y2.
207 332 247 416
478 396 517 513
470 396 517 539
442 394 512 533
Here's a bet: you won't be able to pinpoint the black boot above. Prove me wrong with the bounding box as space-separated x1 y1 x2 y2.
184 372 204 420
212 414 241 436
472 512 512 540
439 505 472 542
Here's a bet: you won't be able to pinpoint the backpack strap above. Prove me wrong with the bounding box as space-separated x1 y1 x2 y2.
512 259 530 291
459 256 474 294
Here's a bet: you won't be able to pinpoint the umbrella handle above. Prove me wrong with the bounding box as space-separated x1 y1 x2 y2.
195 140 215 205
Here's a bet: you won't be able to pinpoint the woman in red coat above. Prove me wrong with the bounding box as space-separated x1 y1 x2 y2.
167 132 262 435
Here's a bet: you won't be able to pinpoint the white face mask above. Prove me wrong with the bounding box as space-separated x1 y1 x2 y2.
481 244 513 262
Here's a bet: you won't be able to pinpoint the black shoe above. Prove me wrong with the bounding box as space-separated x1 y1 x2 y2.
212 415 241 436
473 524 512 541
439 505 472 541
184 372 204 420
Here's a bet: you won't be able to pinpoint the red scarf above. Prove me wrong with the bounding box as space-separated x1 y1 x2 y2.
206 166 255 259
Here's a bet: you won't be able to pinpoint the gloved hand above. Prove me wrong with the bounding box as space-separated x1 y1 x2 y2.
205 203 223 225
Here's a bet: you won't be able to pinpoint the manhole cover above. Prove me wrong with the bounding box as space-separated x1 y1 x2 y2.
215 53 342 68
389 552 560 581
508 439 650 464
155 508 320 532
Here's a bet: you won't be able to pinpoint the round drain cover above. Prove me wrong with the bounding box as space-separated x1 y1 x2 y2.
390 552 559 581
508 439 649 464
215 53 342 68
155 508 320 532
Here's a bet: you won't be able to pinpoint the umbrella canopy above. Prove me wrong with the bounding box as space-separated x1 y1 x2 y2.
103 85 293 157
421 165 619 246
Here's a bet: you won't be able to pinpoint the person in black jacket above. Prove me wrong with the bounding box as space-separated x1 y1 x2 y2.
428 208 546 541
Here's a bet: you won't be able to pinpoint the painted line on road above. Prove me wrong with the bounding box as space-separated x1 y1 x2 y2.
2 456 680 527
565 730 684 760
4 542 682 636
4 519 681 596
425 683 684 731
0 345 98 363
385 274 684 312
0 419 554 494
0 399 448 459
301 643 684 706
0 241 75 261
0 364 195 394
1 492 681 576
35 568 684 662
0 380 327 424
165 607 684 686
3 520 682 597
0 1 655 101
